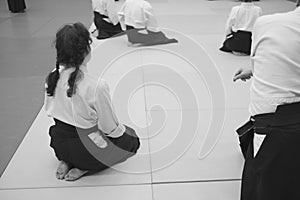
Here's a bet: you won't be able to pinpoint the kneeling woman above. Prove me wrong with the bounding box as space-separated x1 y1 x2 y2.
219 0 261 55
118 0 178 46
44 23 140 181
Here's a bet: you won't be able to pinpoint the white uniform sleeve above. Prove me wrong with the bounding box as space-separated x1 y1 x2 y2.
250 18 262 58
143 2 160 32
225 7 237 37
250 17 265 70
94 81 125 138
118 3 126 30
250 7 262 63
258 7 262 17
106 0 119 25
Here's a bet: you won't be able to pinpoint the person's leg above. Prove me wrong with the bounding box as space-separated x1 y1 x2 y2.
61 126 140 181
49 123 140 181
93 12 110 39
105 23 124 37
227 31 252 55
242 129 300 200
94 12 123 39
49 125 74 180
240 136 256 200
126 26 148 44
18 0 26 12
8 0 26 13
142 30 178 46
126 26 177 46
106 125 140 163
99 21 124 38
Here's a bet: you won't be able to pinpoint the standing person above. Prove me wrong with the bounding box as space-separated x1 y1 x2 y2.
220 0 262 55
7 0 26 13
92 0 124 39
45 22 140 181
233 2 300 199
118 0 178 46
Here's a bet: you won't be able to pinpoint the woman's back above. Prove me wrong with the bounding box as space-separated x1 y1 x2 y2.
45 66 100 129
230 3 262 33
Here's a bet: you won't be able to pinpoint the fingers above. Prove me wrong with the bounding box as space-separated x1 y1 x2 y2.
233 73 243 82
234 69 242 77
233 68 253 82
233 68 243 82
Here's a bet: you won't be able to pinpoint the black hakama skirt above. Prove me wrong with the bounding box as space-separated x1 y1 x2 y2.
237 102 300 200
220 30 252 55
125 25 178 46
93 12 124 39
7 0 26 13
49 119 140 171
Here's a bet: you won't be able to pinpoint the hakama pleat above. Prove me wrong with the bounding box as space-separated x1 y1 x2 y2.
239 102 300 200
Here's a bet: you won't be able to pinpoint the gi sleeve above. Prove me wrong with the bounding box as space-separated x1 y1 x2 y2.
224 7 237 37
143 2 160 32
94 80 125 138
106 0 119 25
118 3 126 30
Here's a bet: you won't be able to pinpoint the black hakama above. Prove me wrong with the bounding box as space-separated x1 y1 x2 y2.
220 30 252 55
93 12 124 40
237 101 300 200
49 119 140 172
125 25 178 46
7 0 26 13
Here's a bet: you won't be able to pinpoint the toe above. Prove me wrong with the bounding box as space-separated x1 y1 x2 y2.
64 168 87 181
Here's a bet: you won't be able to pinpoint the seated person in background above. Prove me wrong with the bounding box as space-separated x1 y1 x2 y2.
92 0 124 39
118 0 178 46
220 0 261 55
45 22 140 181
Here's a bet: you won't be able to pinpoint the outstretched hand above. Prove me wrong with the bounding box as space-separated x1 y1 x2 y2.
233 68 253 82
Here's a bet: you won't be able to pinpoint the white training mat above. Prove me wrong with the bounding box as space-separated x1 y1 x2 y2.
0 184 153 200
0 33 245 190
153 181 241 200
1 0 295 199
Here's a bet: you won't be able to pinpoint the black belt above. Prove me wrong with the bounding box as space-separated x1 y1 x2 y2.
251 113 274 135
53 118 99 138
237 101 300 136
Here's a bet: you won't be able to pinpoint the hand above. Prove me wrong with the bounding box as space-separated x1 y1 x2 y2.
88 131 108 148
233 68 253 82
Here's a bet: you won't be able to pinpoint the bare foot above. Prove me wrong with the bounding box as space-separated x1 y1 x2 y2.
56 161 71 180
64 168 88 181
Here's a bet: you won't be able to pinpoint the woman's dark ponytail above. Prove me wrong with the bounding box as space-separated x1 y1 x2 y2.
67 66 81 97
46 61 60 96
